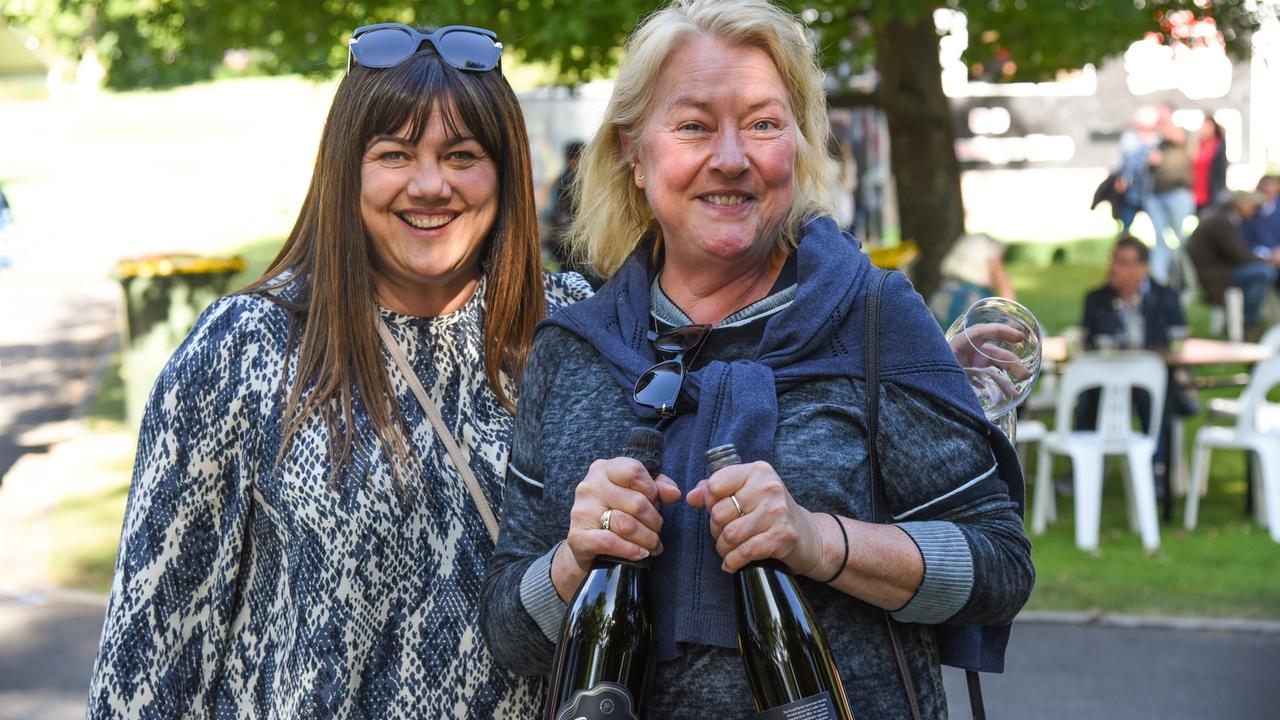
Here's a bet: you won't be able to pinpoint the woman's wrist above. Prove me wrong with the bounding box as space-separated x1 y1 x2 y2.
551 541 587 602
818 512 850 584
802 511 848 583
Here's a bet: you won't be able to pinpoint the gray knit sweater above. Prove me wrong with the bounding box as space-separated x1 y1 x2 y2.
480 283 1033 719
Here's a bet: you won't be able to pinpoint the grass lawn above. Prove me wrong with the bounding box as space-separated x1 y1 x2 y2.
54 236 1280 619
47 464 132 592
1008 249 1280 619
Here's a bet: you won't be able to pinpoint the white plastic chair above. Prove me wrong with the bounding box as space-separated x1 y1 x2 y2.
1204 324 1280 430
1186 355 1280 542
1032 351 1167 552
1015 417 1047 487
1169 326 1280 498
1208 287 1245 343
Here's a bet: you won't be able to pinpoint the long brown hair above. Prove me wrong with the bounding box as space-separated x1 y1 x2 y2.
241 40 545 475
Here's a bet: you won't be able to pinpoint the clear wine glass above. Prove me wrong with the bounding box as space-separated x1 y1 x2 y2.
944 297 1044 441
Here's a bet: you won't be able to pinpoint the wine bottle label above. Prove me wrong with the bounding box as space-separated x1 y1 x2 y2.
556 682 639 720
757 691 838 720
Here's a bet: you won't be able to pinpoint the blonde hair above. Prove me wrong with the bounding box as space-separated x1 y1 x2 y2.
568 0 833 277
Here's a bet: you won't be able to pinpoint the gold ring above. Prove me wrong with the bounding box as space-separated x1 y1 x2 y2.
601 508 613 531
730 494 745 517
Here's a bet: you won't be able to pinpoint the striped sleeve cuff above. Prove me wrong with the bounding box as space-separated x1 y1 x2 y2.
520 543 568 642
890 520 973 624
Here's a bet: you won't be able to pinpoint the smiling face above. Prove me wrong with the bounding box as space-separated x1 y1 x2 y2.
630 35 796 272
360 102 498 316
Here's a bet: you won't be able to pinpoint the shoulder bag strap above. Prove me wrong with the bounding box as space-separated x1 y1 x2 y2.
376 319 501 544
864 270 986 720
864 269 925 720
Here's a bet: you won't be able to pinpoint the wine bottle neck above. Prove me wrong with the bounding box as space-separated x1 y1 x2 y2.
740 558 789 574
595 555 650 571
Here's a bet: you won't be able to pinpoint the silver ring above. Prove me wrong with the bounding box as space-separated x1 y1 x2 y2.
600 508 613 531
730 494 745 517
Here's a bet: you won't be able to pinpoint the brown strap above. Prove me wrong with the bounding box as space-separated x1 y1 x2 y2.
377 319 501 544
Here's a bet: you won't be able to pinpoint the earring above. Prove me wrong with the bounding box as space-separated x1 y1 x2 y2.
637 175 645 184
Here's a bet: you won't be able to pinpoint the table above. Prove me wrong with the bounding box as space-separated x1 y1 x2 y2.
1036 337 1276 521
1042 337 1275 367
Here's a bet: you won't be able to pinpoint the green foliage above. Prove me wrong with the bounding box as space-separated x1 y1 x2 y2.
5 0 658 89
961 0 1261 82
4 0 1266 91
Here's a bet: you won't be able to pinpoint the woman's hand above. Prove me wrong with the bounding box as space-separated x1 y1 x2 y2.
686 461 834 577
952 323 1031 379
551 457 681 600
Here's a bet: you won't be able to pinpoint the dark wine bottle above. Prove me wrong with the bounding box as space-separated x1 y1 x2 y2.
706 444 855 720
543 427 662 720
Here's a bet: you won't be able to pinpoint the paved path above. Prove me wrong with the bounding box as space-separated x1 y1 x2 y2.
0 592 106 720
0 268 119 481
0 266 122 590
2 600 1277 719
943 616 1280 719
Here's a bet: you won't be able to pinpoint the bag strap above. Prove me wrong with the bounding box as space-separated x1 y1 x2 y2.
863 270 923 720
376 319 501 544
863 269 985 720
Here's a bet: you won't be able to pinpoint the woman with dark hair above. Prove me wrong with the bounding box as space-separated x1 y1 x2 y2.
1194 116 1228 215
87 24 589 718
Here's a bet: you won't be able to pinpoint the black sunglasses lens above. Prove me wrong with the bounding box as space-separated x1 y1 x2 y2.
634 361 684 411
437 30 499 70
654 324 710 354
355 27 419 68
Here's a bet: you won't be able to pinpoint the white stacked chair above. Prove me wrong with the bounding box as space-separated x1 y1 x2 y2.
1202 324 1280 431
1185 354 1280 542
1032 351 1167 552
1014 418 1048 492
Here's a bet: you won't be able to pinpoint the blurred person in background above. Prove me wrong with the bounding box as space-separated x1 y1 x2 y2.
1144 108 1194 285
1083 235 1186 352
1112 106 1160 234
0 184 16 268
1192 116 1228 216
929 231 1015 328
1076 235 1197 477
546 139 601 285
1243 174 1280 269
1187 190 1278 341
86 23 590 718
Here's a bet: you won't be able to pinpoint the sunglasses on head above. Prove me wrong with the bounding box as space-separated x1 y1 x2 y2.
633 323 712 418
347 23 502 74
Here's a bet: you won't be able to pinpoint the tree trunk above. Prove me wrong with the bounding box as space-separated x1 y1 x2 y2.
877 12 964 301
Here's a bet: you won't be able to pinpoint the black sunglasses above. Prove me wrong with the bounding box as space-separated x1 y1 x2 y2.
633 324 712 418
348 23 503 73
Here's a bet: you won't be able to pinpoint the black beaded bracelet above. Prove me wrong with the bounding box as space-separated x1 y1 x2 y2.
820 511 849 584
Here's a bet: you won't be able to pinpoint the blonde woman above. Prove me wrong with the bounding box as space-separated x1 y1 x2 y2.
480 1 1033 717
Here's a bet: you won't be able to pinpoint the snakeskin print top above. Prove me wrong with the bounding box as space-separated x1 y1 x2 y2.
87 272 592 719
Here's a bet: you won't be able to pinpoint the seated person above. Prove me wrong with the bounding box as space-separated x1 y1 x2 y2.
929 231 1015 328
1083 235 1185 352
1187 190 1279 341
1076 236 1197 467
1243 175 1280 275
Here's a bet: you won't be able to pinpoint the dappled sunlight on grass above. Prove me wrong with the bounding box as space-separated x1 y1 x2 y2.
48 468 131 593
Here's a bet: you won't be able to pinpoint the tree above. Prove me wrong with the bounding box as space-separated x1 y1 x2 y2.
7 0 1267 295
801 0 1262 296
